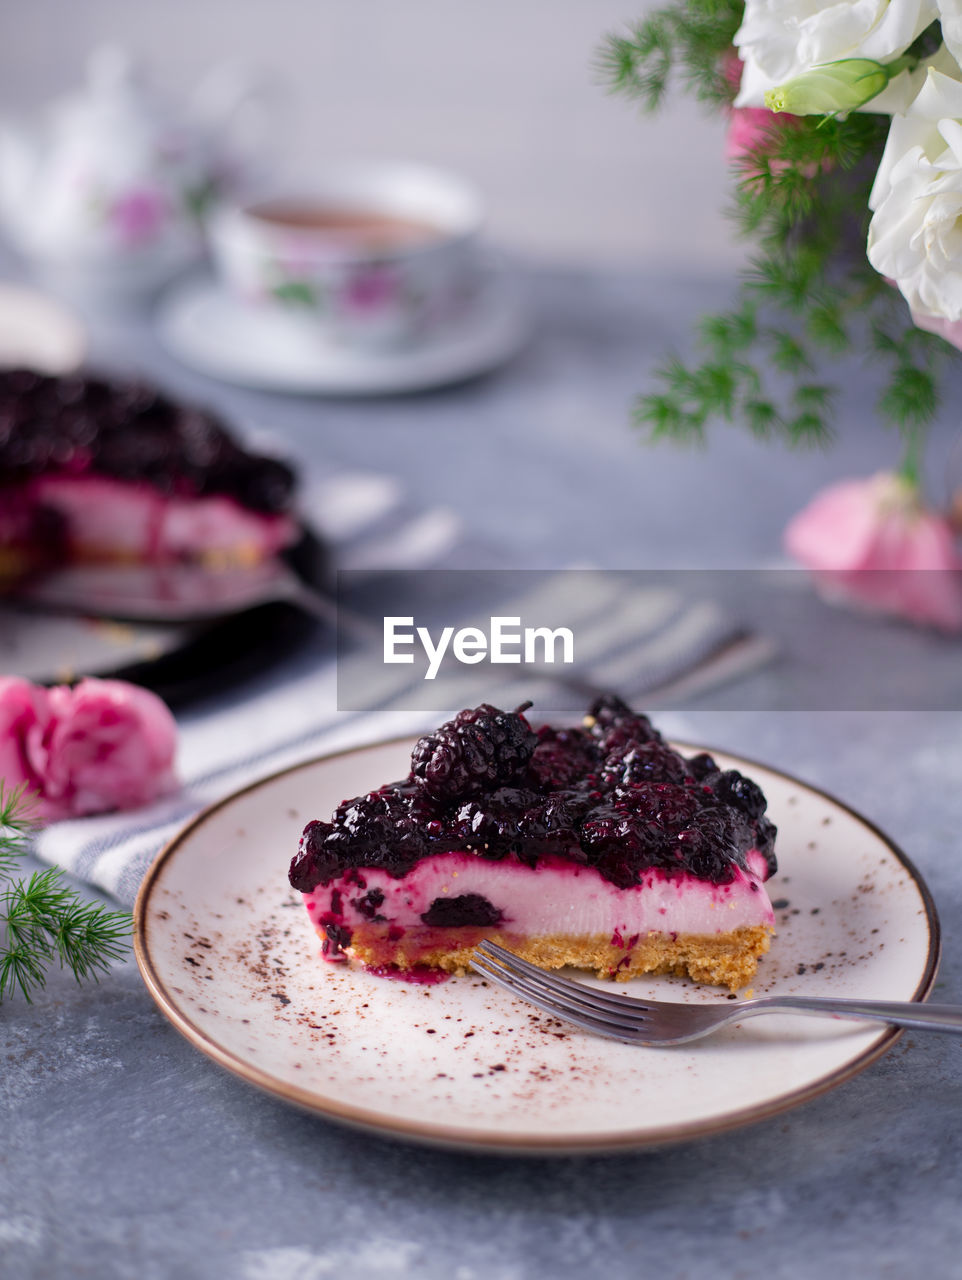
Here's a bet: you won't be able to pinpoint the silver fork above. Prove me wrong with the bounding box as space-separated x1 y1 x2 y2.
471 941 962 1046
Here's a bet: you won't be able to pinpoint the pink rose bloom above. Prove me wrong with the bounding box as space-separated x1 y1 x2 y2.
0 680 52 805
0 677 178 821
784 473 962 632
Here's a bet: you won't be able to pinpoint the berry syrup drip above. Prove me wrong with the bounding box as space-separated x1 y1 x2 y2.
0 369 295 514
289 696 778 895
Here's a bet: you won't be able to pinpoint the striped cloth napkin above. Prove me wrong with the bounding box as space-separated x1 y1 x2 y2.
30 469 773 906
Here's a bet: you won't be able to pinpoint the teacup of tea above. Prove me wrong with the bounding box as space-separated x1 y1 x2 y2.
208 163 484 348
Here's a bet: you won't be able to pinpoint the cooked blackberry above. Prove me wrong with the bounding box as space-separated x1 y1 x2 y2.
528 725 600 789
713 769 768 820
579 806 662 887
450 785 584 863
453 786 541 856
611 781 702 832
292 786 440 891
672 826 737 883
289 820 339 892
686 752 719 781
410 702 537 802
352 887 386 921
601 740 688 790
584 693 661 755
420 894 504 927
517 793 585 861
0 495 66 569
584 692 641 732
328 785 434 865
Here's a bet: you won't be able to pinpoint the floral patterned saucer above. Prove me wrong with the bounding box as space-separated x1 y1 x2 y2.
156 264 528 395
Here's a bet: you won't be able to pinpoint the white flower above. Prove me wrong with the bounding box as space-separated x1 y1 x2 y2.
937 0 962 67
867 60 962 321
734 0 938 112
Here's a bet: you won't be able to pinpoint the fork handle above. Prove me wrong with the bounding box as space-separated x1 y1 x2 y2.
742 995 962 1035
280 579 380 641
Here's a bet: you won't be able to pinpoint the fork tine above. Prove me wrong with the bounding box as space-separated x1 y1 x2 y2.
477 940 657 1013
470 955 647 1044
474 944 654 1025
471 950 658 1039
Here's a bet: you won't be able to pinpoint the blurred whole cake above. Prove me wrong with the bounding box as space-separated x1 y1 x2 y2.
0 368 299 584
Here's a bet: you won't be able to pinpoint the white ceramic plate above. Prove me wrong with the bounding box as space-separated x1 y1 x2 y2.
134 738 939 1155
156 268 528 395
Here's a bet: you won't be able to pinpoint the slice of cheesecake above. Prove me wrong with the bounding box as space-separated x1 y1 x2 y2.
290 697 778 991
0 368 298 580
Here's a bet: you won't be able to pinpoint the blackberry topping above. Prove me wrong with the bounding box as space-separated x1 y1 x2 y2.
550 784 600 826
682 806 748 882
453 785 545 855
326 784 434 867
686 752 719 781
289 698 778 892
235 455 296 513
584 693 660 753
0 368 296 515
584 693 641 731
517 793 584 861
289 820 339 892
580 807 660 889
602 740 688 791
713 769 767 820
290 785 437 891
754 815 779 877
528 725 600 789
411 702 537 801
614 782 702 832
672 828 734 882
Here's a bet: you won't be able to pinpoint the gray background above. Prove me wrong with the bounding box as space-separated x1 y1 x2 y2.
1 5 962 1280
0 0 743 271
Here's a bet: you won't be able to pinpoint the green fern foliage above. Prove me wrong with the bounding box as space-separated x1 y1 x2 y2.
600 12 951 448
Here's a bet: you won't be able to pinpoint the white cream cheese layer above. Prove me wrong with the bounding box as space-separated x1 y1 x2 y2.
305 849 775 938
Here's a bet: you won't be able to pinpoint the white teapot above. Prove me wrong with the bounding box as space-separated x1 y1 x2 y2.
0 47 258 298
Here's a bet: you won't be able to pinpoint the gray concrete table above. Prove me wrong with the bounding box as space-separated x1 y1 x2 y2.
2 266 961 1279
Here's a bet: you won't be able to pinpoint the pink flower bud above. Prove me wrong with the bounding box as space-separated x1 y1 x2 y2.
722 51 807 173
0 677 178 822
910 307 962 352
784 473 962 631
